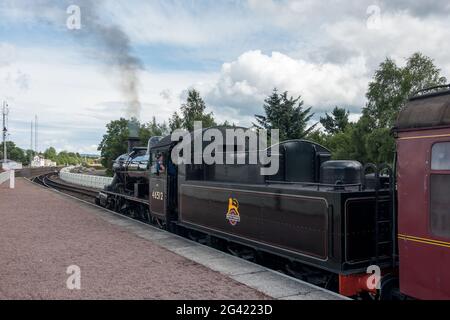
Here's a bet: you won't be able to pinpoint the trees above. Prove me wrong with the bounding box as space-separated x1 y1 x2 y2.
98 117 169 173
98 118 130 172
44 147 57 162
55 151 83 166
0 142 84 166
255 89 317 141
320 107 350 135
0 141 26 163
365 52 447 129
169 89 216 132
168 112 183 132
140 117 169 143
24 150 36 166
359 52 447 163
309 52 447 165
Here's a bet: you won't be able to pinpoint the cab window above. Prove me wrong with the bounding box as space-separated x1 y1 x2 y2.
151 151 166 176
132 155 144 163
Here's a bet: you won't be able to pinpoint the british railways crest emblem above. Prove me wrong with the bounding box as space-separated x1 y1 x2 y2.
226 198 240 226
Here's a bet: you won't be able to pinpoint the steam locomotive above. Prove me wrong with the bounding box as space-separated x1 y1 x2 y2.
97 85 450 300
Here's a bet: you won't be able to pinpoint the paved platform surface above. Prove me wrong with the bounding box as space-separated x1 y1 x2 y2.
0 179 346 300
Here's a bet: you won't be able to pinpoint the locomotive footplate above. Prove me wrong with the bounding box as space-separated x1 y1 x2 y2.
98 190 150 206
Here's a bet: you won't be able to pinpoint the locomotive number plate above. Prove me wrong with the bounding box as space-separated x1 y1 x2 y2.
152 191 164 201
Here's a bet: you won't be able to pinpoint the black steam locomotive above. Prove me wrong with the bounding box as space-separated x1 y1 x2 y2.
97 127 394 298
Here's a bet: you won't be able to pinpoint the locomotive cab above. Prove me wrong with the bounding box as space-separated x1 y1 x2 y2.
149 135 178 224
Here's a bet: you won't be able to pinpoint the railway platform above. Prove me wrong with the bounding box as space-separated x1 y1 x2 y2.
0 178 346 300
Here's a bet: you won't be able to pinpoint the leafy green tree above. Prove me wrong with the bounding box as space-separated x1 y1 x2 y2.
255 88 317 141
0 141 26 163
44 147 57 161
98 117 168 174
169 89 216 132
219 120 237 128
169 112 183 132
306 130 328 146
321 128 355 160
98 118 130 173
55 151 82 166
365 127 395 165
56 151 70 165
365 52 447 129
320 107 350 135
309 114 394 164
315 52 448 165
24 149 36 166
140 117 169 143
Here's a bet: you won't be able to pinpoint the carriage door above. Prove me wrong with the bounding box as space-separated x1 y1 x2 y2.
427 141 450 298
149 150 167 220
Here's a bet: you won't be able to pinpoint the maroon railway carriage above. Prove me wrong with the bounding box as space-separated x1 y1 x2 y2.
395 86 450 300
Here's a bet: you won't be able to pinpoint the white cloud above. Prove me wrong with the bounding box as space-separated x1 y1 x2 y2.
205 50 370 123
0 43 17 66
103 1 260 47
325 11 450 74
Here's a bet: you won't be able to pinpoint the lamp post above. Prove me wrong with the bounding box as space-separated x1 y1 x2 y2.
2 101 8 164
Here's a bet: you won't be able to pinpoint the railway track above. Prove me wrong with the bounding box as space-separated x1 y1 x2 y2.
33 172 99 201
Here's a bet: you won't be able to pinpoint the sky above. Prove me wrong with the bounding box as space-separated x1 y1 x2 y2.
1 0 450 154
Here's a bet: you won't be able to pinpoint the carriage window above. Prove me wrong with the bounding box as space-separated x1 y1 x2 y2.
430 175 450 238
431 142 450 170
430 142 450 238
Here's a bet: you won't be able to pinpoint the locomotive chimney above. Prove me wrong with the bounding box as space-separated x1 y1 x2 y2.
127 119 140 153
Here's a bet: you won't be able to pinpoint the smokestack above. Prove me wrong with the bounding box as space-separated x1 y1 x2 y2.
127 119 140 153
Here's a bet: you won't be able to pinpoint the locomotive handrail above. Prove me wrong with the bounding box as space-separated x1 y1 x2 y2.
265 179 363 191
409 84 450 100
362 163 378 191
363 163 397 266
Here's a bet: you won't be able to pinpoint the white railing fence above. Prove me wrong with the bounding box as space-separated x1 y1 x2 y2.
0 170 15 189
59 166 113 190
